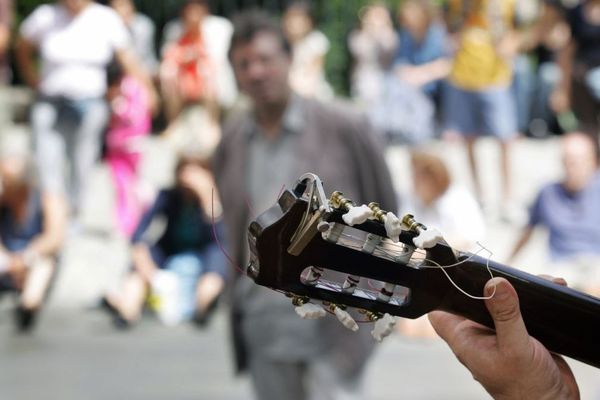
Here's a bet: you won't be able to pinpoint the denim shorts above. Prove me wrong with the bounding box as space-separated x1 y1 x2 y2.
443 83 518 141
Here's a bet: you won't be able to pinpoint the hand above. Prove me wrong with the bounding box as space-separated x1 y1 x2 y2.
179 164 212 193
428 277 580 400
496 33 520 61
396 65 429 87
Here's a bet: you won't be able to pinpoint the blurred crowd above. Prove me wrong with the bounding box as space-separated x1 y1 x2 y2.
0 0 600 398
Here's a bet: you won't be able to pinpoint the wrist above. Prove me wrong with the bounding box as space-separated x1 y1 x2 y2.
493 378 578 400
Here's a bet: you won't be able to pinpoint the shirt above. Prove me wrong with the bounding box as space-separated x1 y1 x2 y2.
20 3 130 99
529 173 600 260
394 22 448 95
448 0 515 90
567 3 600 69
400 185 485 250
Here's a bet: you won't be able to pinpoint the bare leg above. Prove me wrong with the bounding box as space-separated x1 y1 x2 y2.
20 258 55 310
499 140 513 204
107 272 148 322
195 272 224 314
465 137 482 201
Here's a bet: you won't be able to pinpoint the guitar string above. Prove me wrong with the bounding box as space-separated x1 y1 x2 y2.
212 189 496 323
334 231 496 300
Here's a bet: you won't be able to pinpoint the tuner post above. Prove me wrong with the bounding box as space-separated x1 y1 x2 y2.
368 202 387 222
358 309 383 321
401 214 427 233
286 293 310 307
330 191 354 211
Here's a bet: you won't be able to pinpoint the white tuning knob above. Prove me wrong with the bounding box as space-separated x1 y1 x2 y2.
413 228 443 249
371 313 398 342
342 204 373 226
333 306 359 332
295 303 326 319
383 212 402 243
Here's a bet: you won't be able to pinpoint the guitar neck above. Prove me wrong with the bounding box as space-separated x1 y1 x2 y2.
438 255 600 368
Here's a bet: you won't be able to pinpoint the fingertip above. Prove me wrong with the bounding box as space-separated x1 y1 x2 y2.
484 277 511 299
553 277 568 287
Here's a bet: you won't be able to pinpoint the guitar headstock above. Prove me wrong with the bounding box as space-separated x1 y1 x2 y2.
246 173 461 322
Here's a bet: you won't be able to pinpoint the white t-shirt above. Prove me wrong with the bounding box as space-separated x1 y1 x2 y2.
20 3 130 99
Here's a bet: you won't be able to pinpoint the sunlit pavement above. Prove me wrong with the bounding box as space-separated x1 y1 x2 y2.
2 132 600 399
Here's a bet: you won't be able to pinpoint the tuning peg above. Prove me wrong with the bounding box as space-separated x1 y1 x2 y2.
328 304 359 332
401 214 426 232
371 313 398 342
330 191 354 211
342 204 373 226
413 228 443 249
367 202 386 222
401 214 443 249
383 212 402 243
295 303 326 319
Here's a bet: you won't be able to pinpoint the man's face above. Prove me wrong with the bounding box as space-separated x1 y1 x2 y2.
61 0 89 14
562 135 598 191
230 32 291 108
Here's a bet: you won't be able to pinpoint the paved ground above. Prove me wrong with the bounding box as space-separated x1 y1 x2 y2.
1 129 600 399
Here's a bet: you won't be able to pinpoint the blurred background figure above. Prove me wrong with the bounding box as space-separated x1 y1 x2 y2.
216 10 395 400
109 0 159 76
15 0 154 217
0 0 12 128
282 1 333 100
0 137 67 333
394 0 449 106
443 0 519 216
162 0 236 110
160 0 227 157
102 153 226 328
348 3 397 109
397 150 485 339
372 0 449 144
161 0 215 124
105 61 152 238
551 0 600 138
401 150 485 251
522 0 572 137
509 132 600 295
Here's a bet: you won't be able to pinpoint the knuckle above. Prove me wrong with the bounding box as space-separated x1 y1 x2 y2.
492 303 520 323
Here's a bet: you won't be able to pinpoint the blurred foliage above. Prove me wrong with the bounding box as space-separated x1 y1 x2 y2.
13 0 453 94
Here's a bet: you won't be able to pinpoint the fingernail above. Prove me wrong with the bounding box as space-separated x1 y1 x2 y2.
486 278 509 300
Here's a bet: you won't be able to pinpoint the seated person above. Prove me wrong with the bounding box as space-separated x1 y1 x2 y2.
0 141 67 332
398 150 484 338
509 131 600 295
401 150 485 252
103 153 227 327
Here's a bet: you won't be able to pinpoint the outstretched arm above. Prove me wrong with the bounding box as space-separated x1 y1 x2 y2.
428 277 579 400
507 226 534 264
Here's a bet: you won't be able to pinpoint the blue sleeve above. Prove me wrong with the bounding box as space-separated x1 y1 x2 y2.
393 31 408 65
528 189 545 228
131 190 170 244
430 23 450 58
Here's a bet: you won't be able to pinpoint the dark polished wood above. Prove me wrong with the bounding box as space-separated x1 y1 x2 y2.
247 188 600 369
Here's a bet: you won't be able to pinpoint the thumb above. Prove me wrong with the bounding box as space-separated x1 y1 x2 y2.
484 277 530 351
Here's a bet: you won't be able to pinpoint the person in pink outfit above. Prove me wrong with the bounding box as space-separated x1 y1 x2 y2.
105 62 152 237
